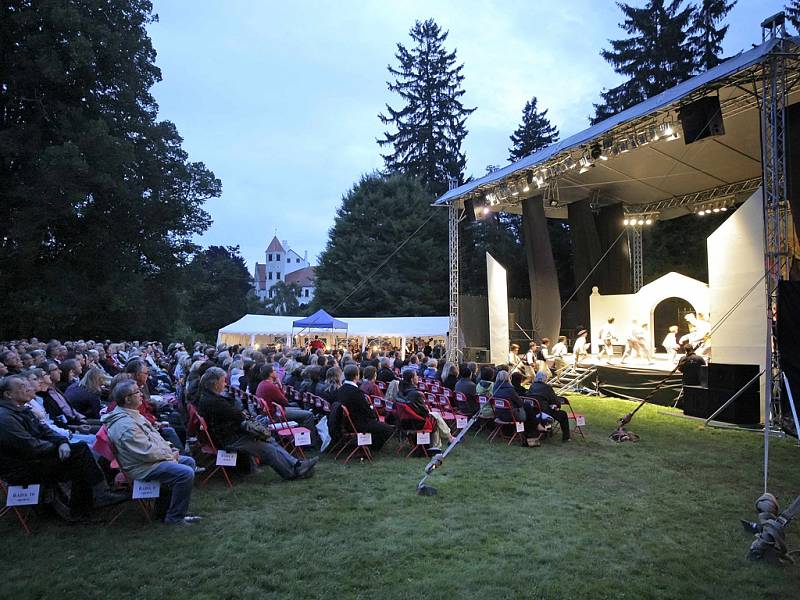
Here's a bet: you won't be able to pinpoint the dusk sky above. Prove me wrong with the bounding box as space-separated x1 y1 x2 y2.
147 0 787 274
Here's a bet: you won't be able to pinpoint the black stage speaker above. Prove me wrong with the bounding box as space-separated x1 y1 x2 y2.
778 281 800 430
464 198 478 222
707 363 759 392
679 96 725 144
682 385 759 424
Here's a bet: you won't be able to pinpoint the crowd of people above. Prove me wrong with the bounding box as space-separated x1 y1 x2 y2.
0 336 574 529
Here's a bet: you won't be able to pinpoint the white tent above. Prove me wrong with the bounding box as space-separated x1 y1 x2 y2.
217 314 449 357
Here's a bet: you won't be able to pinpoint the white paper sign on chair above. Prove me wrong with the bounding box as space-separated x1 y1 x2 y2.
455 415 469 429
576 415 586 427
515 422 525 433
6 484 40 507
416 432 431 444
132 480 161 499
216 450 238 466
357 433 372 446
293 429 311 447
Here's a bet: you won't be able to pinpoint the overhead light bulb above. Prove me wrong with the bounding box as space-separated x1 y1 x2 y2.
698 210 705 216
623 219 629 226
713 207 720 213
637 219 645 226
645 218 653 225
720 206 728 212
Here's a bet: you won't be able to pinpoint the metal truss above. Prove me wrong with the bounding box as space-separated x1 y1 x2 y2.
628 225 643 292
761 18 791 438
627 178 763 215
446 175 463 362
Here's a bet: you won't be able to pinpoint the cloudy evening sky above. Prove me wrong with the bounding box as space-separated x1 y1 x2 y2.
148 0 787 274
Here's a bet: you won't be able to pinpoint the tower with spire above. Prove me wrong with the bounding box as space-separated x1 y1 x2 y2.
253 235 316 304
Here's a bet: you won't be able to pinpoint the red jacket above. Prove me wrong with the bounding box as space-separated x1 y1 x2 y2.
255 379 288 407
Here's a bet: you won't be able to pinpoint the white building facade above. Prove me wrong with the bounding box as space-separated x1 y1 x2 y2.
253 236 316 303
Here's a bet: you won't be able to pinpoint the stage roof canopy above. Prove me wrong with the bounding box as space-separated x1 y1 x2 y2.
292 309 348 330
435 34 800 221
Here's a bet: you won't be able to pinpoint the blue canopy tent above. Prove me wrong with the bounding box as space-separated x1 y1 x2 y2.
291 309 348 346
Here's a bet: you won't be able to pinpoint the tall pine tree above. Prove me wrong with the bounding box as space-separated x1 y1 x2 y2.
689 0 736 71
378 19 475 196
592 0 696 123
787 1 800 34
508 96 559 162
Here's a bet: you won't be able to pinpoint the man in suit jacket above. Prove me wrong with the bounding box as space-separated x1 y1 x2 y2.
336 364 394 451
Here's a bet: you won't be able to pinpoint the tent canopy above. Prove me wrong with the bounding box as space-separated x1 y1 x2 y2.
218 314 449 340
292 309 347 330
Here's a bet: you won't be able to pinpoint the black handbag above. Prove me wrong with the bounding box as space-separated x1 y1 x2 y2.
240 418 271 441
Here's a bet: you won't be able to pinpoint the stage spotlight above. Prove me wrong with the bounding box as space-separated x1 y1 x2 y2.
637 219 645 225
590 144 602 160
645 218 653 225
720 206 728 212
648 127 659 142
623 218 630 226
549 199 559 208
482 206 491 216
712 207 720 213
485 192 500 206
698 209 706 216
620 140 630 153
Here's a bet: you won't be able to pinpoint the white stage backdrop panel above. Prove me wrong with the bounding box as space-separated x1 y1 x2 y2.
707 189 767 417
486 253 510 365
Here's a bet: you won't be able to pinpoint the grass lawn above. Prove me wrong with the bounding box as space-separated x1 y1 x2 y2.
3 395 800 600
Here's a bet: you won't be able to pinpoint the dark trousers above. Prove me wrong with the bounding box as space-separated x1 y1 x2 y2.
225 435 300 480
363 421 395 451
543 407 570 440
8 442 105 513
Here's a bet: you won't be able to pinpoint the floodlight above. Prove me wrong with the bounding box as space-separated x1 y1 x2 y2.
645 218 653 225
623 218 629 226
637 219 644 225
590 144 602 160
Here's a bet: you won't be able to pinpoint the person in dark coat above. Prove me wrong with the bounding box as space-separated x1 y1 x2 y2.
0 375 125 514
527 371 570 441
198 367 317 480
336 364 394 451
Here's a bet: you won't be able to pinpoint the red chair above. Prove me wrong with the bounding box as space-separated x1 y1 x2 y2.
475 395 495 436
192 412 235 489
0 479 37 534
376 381 387 391
259 398 312 459
94 426 155 525
335 405 373 464
489 398 526 446
394 402 434 458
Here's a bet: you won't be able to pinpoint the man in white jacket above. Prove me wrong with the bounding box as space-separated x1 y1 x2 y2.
103 379 202 526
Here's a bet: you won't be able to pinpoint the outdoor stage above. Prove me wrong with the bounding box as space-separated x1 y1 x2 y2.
580 354 683 407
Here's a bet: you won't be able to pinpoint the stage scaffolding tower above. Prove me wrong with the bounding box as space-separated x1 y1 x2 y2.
760 13 791 449
446 176 463 363
629 226 643 292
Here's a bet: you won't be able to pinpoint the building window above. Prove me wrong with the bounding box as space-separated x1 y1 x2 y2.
276 272 281 280
268 272 272 280
268 254 272 262
296 258 300 263
304 289 309 297
270 289 274 298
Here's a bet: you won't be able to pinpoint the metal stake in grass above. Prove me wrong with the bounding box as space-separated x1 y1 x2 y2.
416 413 478 496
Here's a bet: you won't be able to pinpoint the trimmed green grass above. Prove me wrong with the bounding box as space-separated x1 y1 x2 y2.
3 395 800 599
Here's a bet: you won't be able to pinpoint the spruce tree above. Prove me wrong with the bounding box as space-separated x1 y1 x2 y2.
378 19 476 196
787 1 800 34
312 173 448 316
689 0 737 71
592 0 696 123
508 96 560 162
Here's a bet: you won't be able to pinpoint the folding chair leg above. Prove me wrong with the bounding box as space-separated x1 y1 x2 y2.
1 506 32 535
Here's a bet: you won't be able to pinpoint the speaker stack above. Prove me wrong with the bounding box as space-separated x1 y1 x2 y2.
682 363 760 424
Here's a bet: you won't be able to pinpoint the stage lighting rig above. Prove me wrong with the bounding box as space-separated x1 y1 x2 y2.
623 212 657 226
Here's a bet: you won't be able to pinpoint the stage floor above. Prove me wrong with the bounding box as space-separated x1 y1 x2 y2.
578 352 680 372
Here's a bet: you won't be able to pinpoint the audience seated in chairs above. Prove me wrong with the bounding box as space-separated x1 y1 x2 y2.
0 375 126 518
527 371 571 442
104 379 202 525
454 365 479 414
336 364 395 452
26 368 98 449
123 358 184 450
39 360 98 432
358 366 383 398
198 367 317 480
376 357 396 384
492 370 546 447
254 364 319 448
398 370 454 452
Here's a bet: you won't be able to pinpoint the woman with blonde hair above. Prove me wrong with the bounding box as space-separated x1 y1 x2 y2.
65 366 109 419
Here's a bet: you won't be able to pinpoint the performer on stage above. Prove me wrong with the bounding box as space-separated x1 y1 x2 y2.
662 325 679 363
550 336 569 372
637 323 653 365
572 330 588 365
620 320 642 364
598 317 617 360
